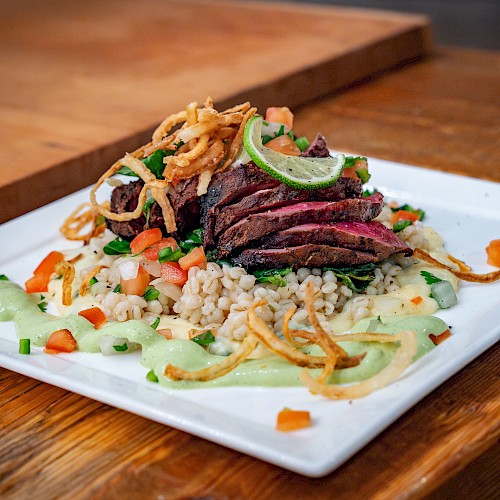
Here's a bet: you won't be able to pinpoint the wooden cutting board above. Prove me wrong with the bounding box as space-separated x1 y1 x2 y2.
0 0 430 223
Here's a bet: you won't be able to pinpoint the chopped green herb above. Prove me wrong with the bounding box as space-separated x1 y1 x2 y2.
277 124 285 137
113 284 121 293
0 274 10 281
19 339 30 355
146 369 159 383
142 198 156 228
113 343 128 352
116 149 175 179
287 130 295 141
294 136 310 151
420 271 443 285
377 315 382 322
191 331 216 346
262 134 274 145
37 301 48 313
89 277 98 286
344 156 367 168
390 203 425 221
355 168 371 184
362 187 379 197
323 263 378 292
393 220 412 233
179 228 203 252
143 286 160 301
103 237 131 255
151 317 160 330
158 247 184 263
253 267 292 287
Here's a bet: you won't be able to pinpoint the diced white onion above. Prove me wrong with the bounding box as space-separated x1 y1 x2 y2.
141 259 162 277
98 334 138 356
261 121 290 137
150 278 182 301
118 259 139 281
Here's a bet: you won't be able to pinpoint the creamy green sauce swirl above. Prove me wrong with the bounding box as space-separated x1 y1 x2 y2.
0 280 448 389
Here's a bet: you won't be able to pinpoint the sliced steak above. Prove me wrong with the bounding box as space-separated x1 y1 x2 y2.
233 245 378 270
168 176 200 235
217 193 384 257
201 162 280 246
213 177 362 238
300 133 330 158
259 221 412 259
107 180 164 240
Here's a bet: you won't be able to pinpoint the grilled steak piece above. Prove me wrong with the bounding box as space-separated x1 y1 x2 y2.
300 133 330 158
258 221 412 259
201 162 281 246
107 177 200 240
107 180 164 239
216 193 384 258
233 245 379 269
213 177 362 238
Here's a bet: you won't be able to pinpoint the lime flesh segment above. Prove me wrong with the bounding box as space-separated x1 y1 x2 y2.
243 115 345 190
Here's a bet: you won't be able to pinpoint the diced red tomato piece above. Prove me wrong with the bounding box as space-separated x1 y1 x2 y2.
160 262 188 286
120 265 150 296
341 167 359 180
276 408 311 432
143 237 178 261
411 296 423 305
391 210 420 224
130 228 163 255
486 239 500 267
265 107 294 130
178 247 207 271
44 329 77 353
26 251 65 293
429 329 452 345
265 135 301 156
78 307 107 328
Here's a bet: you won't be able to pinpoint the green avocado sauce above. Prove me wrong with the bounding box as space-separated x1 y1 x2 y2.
0 280 448 389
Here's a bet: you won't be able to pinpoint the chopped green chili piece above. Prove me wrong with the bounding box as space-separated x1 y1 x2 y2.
355 168 371 184
143 286 160 301
89 277 98 286
262 134 274 145
191 331 215 346
146 369 159 383
103 238 131 255
113 343 128 352
19 339 30 355
158 247 183 263
151 317 160 330
393 220 412 233
294 136 310 151
113 284 121 293
344 156 367 168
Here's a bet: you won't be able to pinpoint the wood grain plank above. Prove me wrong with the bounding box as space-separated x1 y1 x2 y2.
0 0 430 223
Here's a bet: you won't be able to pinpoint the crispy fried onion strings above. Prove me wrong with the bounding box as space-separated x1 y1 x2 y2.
55 261 75 306
164 333 258 381
79 265 106 297
60 202 108 242
414 248 500 283
88 99 257 235
300 330 417 399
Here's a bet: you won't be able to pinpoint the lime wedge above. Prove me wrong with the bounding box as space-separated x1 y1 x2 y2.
243 115 345 189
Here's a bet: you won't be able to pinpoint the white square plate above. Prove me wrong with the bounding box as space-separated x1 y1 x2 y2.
1 158 499 477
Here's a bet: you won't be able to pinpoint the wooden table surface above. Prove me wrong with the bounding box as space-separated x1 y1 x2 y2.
1 37 500 500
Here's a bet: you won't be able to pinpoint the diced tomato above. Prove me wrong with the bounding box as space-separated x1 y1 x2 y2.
341 167 358 180
178 247 207 271
486 239 500 267
391 210 420 224
26 251 64 293
429 329 452 345
265 135 301 156
33 251 64 276
160 262 188 286
265 106 294 130
130 228 163 255
44 329 77 354
411 296 423 305
78 307 106 328
120 265 150 296
276 408 311 432
143 237 178 261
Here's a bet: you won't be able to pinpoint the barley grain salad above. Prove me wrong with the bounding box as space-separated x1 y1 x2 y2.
1 99 499 406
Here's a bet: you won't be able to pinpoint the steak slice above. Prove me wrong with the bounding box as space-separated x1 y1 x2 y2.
258 221 412 259
213 177 362 238
232 245 378 270
107 177 201 240
217 193 384 257
300 133 330 158
201 162 280 246
107 180 164 240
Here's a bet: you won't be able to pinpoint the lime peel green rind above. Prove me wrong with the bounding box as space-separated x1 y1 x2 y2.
243 115 345 190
